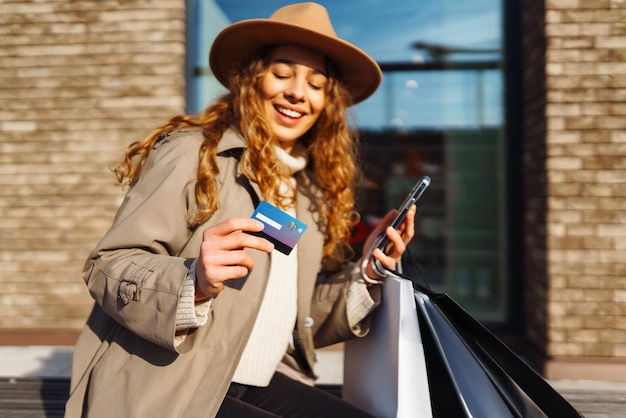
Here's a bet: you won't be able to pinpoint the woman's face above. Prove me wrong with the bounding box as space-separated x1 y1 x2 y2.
260 45 328 152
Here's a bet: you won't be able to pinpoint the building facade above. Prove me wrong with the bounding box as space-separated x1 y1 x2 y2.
0 0 625 381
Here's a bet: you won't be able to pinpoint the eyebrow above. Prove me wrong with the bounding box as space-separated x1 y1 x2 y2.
271 58 327 77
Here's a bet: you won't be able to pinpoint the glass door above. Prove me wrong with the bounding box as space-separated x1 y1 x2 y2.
186 0 518 327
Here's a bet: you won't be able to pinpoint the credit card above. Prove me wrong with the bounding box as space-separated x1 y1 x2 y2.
248 200 307 255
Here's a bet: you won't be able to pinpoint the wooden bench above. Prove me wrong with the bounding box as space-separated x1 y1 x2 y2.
0 377 343 418
2 376 624 417
0 378 69 418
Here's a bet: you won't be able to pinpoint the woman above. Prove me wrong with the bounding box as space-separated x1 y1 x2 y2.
65 3 416 417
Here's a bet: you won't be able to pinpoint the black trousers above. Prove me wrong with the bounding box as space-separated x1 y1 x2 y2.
216 372 375 418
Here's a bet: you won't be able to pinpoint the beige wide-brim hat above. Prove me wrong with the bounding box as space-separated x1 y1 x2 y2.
209 2 382 105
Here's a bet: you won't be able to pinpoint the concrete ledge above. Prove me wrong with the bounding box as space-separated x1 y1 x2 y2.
544 357 626 383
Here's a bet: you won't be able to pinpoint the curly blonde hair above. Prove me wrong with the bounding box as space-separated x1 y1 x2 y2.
115 49 361 263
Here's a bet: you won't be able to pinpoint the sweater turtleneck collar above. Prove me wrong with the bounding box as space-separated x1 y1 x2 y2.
274 143 308 176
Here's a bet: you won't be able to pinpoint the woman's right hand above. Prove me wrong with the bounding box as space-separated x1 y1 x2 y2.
194 218 274 301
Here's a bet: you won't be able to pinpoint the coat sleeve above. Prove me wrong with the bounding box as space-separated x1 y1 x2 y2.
82 132 203 352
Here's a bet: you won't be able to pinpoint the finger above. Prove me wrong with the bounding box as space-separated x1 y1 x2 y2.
196 251 255 299
383 226 406 260
383 226 407 258
391 205 415 244
202 225 274 253
365 247 397 278
213 231 274 253
201 248 256 271
203 218 265 239
203 263 252 283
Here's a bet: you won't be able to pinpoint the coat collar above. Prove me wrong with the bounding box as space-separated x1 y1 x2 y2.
216 129 247 154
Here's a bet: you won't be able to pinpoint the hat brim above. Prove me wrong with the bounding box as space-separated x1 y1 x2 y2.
209 19 382 104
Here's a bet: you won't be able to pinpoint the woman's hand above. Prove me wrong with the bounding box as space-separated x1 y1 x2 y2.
194 218 274 301
362 205 416 281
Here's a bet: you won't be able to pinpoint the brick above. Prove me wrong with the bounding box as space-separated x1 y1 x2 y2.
549 183 583 196
582 48 613 62
546 49 580 63
548 210 584 223
613 22 626 35
584 343 614 357
607 74 626 86
567 223 596 237
579 0 611 7
581 74 614 87
617 238 626 250
613 344 626 357
549 89 596 103
549 342 585 356
546 156 583 170
547 117 567 130
596 36 626 48
564 62 598 75
1 121 37 131
548 328 567 342
599 250 626 263
546 23 581 37
547 0 580 8
581 210 615 224
546 62 565 75
583 289 616 302
610 103 626 115
563 143 598 156
584 155 626 169
581 184 615 197
601 328 626 343
596 63 626 77
546 10 564 22
582 103 610 115
565 115 597 130
565 170 598 183
580 22 612 35
548 235 585 248
550 315 584 328
612 130 626 142
581 130 611 142
561 36 595 48
569 329 602 343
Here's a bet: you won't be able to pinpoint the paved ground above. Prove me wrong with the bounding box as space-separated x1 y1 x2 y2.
1 346 625 417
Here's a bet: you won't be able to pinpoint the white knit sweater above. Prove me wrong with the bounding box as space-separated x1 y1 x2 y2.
232 145 306 386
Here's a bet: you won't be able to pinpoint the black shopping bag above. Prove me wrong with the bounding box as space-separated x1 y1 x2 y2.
413 278 583 418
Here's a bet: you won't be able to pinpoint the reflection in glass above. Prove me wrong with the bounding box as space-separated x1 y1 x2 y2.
187 0 509 324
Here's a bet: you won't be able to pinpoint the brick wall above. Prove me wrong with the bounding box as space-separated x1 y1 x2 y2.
0 0 186 331
524 0 626 375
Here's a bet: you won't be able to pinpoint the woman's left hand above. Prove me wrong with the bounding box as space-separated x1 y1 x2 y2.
362 205 416 281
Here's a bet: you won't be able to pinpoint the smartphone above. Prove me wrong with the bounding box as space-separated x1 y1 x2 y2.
373 175 431 254
369 175 430 277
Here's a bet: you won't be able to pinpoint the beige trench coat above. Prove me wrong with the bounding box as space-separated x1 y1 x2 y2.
65 129 376 418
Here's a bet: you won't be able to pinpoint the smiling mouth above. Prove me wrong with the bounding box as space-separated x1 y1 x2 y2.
275 105 303 119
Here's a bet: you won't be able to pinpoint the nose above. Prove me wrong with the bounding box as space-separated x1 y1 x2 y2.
284 77 305 102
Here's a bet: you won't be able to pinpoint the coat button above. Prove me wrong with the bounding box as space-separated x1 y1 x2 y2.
304 316 314 328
